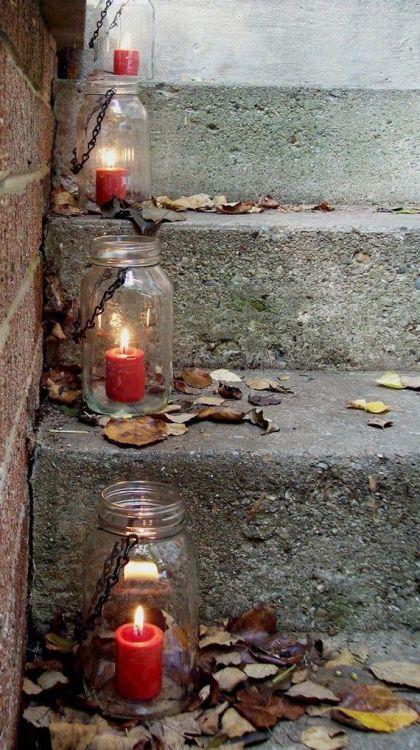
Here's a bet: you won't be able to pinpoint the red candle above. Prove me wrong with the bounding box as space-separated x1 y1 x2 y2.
106 328 145 403
96 166 128 205
114 49 140 76
115 605 163 700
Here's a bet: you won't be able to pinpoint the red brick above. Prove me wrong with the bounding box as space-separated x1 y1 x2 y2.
0 0 56 97
0 262 43 461
0 45 55 178
0 178 48 322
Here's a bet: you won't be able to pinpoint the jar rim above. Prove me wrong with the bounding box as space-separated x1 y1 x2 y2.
91 235 160 267
85 74 139 95
99 481 186 538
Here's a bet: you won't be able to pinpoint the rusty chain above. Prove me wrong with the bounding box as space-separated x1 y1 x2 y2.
73 267 128 342
89 0 116 48
71 88 116 175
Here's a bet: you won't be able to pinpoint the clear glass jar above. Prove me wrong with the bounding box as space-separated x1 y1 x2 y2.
75 77 151 208
94 0 155 79
80 235 172 416
80 481 199 719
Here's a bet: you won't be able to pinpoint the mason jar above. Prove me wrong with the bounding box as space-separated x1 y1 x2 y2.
93 0 155 79
75 76 151 207
80 481 199 719
80 235 172 416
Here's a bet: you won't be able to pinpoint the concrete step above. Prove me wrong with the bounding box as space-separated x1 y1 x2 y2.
53 81 420 204
44 211 420 370
32 371 419 633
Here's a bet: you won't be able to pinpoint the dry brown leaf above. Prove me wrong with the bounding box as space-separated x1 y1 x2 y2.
210 369 242 382
245 377 290 393
221 708 255 738
332 684 418 732
401 375 420 390
45 632 73 653
37 670 69 690
161 411 198 424
376 372 405 389
306 706 332 717
200 630 240 649
198 702 228 735
367 417 393 429
218 383 243 400
214 667 247 692
193 395 225 407
244 663 278 680
216 201 263 215
213 195 228 207
156 404 182 414
216 651 243 667
292 668 308 684
287 681 339 703
50 322 67 341
346 399 391 414
173 378 195 395
325 649 358 669
22 677 43 695
41 366 81 405
350 644 369 663
243 408 279 435
257 194 280 209
51 188 76 207
312 202 334 212
165 423 188 436
154 194 214 211
197 406 244 423
103 416 169 448
230 606 277 645
370 660 420 689
23 705 52 728
50 205 85 217
50 720 98 750
248 393 282 407
181 367 213 388
300 726 348 750
235 686 304 727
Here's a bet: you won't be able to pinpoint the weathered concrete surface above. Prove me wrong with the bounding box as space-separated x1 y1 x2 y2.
53 81 420 204
86 0 420 89
32 371 419 633
44 211 420 370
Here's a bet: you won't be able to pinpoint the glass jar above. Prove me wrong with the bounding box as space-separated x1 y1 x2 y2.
75 77 151 208
94 0 155 79
80 235 172 416
80 481 199 719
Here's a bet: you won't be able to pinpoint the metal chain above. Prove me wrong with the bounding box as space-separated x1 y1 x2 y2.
75 533 140 642
73 267 128 342
108 0 130 34
89 0 116 48
71 89 116 175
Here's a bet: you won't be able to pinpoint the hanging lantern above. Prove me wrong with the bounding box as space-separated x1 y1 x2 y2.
92 0 155 79
79 480 199 718
72 77 151 208
78 235 173 416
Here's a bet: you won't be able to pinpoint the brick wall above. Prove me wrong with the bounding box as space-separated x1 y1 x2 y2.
0 2 56 745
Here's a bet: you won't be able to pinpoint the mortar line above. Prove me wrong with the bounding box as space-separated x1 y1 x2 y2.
0 32 53 105
0 164 50 196
0 255 41 352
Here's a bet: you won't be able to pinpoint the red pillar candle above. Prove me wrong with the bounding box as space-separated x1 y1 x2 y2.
96 166 128 205
115 605 164 700
114 49 140 76
106 328 145 403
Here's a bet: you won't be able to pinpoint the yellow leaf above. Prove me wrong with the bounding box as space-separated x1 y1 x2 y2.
337 707 418 732
347 400 390 414
376 372 405 389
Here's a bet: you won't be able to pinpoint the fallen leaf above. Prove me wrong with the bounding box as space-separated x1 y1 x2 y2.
325 649 358 669
103 416 169 448
49 322 67 341
230 606 277 646
198 703 228 735
210 369 242 383
22 677 43 695
368 417 393 429
292 668 308 684
173 378 195 394
235 686 304 728
37 670 69 690
350 644 369 663
142 206 186 223
346 399 390 414
370 661 420 690
401 375 420 390
161 411 198 423
332 684 418 732
156 403 182 414
301 726 348 750
216 651 243 667
213 195 228 207
181 367 213 388
51 188 76 207
165 423 188 436
248 393 282 407
155 193 215 211
376 372 405 389
312 202 334 212
197 406 244 423
221 708 255 738
23 705 52 728
45 632 73 653
257 194 280 209
214 667 247 692
306 706 332 717
50 205 85 216
200 630 241 649
41 366 82 406
218 383 243 400
193 395 225 406
243 408 279 435
244 663 279 680
217 201 263 215
50 720 98 750
245 377 291 393
287 681 339 703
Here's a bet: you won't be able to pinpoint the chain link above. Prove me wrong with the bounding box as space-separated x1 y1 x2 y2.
73 267 128 342
108 0 130 34
71 89 116 175
74 533 140 642
89 0 116 48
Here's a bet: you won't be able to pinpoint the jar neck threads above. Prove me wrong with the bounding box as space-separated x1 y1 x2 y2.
91 236 160 267
99 481 185 539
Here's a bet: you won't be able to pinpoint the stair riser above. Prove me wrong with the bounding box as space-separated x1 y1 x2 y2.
53 82 420 204
45 217 419 370
32 447 419 633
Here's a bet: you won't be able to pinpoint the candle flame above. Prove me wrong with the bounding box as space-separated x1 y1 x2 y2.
103 148 116 168
124 560 159 581
134 605 144 633
120 328 129 352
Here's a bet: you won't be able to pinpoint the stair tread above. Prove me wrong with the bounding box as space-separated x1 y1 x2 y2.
40 371 419 459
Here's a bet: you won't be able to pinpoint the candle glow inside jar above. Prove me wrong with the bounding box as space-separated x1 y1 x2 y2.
80 481 199 719
96 148 128 205
93 0 154 80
